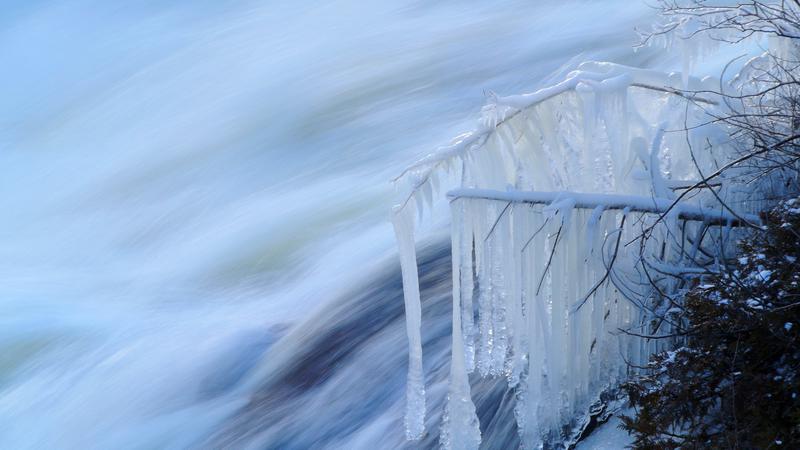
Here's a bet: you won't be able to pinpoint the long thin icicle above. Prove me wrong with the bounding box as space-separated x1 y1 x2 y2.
441 199 482 450
391 204 426 441
461 202 477 373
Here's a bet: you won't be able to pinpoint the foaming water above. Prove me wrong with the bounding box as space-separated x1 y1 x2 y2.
0 1 655 447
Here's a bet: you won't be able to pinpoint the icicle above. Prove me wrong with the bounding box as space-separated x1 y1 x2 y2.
649 124 673 200
420 180 433 211
390 204 426 441
441 200 481 450
489 210 509 377
430 171 441 199
476 202 494 377
585 205 605 258
460 201 477 373
414 191 425 223
507 204 526 387
518 206 547 448
565 210 582 417
576 81 596 156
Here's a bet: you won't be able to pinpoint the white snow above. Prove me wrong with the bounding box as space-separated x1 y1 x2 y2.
574 414 634 450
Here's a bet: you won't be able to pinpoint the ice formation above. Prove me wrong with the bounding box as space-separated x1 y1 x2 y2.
391 205 426 440
391 57 770 448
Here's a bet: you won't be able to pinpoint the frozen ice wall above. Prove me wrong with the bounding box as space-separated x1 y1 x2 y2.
394 57 766 448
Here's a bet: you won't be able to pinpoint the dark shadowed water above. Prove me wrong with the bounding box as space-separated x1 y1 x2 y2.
208 241 521 449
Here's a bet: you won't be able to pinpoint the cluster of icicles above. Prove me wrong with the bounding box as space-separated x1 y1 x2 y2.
392 61 759 449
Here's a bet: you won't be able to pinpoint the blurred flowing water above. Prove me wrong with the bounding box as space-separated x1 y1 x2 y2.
0 1 655 448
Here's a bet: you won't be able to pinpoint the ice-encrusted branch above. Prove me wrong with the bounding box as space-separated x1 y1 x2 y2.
447 188 761 227
392 62 720 213
630 82 718 105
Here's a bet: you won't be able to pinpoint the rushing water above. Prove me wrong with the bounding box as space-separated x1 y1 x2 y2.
0 1 656 448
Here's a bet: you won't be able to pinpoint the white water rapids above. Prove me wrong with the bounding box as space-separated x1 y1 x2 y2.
0 1 666 448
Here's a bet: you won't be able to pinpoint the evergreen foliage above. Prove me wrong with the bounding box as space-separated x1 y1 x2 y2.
622 201 800 449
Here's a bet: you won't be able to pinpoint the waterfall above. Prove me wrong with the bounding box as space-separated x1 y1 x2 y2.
9 1 772 448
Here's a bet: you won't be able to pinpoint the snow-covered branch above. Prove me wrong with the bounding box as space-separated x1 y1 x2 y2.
392 62 722 214
447 188 761 226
